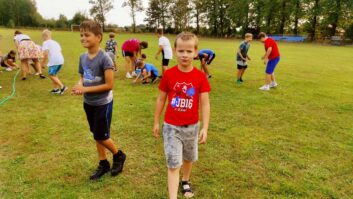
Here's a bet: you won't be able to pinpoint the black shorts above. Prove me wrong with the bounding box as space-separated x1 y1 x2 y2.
84 101 113 141
204 53 216 65
237 65 248 70
122 50 134 57
162 50 170 66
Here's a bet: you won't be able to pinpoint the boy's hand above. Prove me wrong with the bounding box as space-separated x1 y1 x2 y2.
153 123 160 139
263 58 268 65
72 84 86 95
199 128 208 144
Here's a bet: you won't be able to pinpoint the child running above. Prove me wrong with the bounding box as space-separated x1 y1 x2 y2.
153 32 211 199
72 20 126 180
41 29 67 94
236 33 253 84
1 50 18 71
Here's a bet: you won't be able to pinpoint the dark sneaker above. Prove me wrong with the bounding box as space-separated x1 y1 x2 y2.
22 77 27 81
240 78 243 82
50 88 60 94
90 161 110 180
111 150 126 176
60 86 68 95
39 74 46 79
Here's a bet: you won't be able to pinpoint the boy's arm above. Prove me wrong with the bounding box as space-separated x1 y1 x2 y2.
143 71 152 80
41 50 49 68
262 47 272 63
133 73 142 83
155 46 163 59
237 48 246 61
114 45 119 58
199 92 210 144
72 69 114 94
153 91 167 139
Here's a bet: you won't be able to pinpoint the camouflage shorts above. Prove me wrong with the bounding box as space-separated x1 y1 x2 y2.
162 122 200 168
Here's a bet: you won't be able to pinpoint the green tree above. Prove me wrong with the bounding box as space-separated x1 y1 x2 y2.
122 0 143 33
89 0 114 31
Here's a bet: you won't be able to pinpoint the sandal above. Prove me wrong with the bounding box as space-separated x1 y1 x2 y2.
181 180 194 198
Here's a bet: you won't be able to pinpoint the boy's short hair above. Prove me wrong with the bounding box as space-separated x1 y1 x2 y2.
174 32 199 49
109 32 115 38
258 32 267 39
141 54 147 59
245 33 253 38
80 20 103 42
42 29 52 38
139 41 148 49
135 59 144 67
156 28 163 35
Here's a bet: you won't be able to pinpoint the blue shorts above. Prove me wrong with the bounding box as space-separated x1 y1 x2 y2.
84 101 113 141
266 57 280 74
48 65 62 75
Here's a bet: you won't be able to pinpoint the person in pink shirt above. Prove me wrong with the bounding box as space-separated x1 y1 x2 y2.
121 39 148 79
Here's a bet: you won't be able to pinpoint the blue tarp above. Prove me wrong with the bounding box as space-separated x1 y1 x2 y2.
269 36 306 42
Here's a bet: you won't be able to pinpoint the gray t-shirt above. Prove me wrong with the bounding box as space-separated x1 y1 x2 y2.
79 50 114 106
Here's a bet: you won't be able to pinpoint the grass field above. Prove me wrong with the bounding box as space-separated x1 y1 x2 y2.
0 28 353 199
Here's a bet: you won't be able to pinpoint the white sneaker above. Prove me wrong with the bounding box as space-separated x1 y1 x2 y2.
259 85 270 91
270 81 278 88
126 72 132 79
0 85 2 89
132 71 137 77
34 72 40 76
5 68 12 71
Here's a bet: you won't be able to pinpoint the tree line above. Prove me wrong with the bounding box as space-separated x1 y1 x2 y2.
0 0 352 40
144 0 353 40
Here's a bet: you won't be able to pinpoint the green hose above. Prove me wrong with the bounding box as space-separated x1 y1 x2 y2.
0 69 20 106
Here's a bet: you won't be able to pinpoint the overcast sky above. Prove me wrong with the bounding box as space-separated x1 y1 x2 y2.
36 0 149 26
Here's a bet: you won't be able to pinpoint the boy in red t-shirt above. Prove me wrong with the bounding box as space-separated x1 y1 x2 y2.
258 32 280 91
153 32 211 199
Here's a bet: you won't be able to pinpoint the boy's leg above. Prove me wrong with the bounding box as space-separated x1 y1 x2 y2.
182 160 193 181
168 167 181 199
97 138 118 154
96 141 107 160
49 75 63 88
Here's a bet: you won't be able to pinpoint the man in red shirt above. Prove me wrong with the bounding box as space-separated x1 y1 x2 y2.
258 32 280 91
153 32 211 199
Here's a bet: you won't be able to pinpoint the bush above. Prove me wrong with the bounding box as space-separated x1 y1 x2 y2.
6 19 15 28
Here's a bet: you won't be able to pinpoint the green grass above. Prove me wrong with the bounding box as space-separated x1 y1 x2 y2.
0 28 352 198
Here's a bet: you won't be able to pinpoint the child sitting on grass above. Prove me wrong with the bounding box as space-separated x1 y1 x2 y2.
1 50 18 71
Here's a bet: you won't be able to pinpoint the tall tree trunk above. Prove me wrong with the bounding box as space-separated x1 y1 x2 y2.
293 0 300 35
331 0 341 36
196 8 200 34
243 2 249 35
279 1 287 35
310 0 320 41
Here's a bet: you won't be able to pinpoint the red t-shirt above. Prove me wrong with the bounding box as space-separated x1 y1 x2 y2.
122 39 140 53
264 38 280 60
159 66 211 126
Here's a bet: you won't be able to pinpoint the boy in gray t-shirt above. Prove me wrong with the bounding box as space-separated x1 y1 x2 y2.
72 20 126 180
